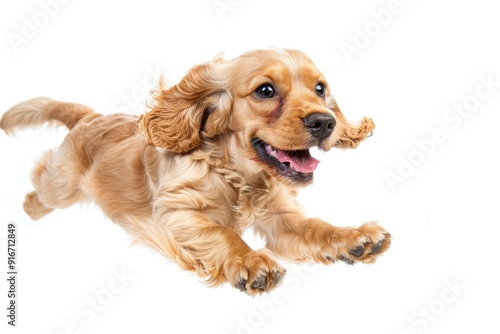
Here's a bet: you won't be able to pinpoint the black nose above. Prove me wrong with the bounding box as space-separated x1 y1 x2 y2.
303 113 336 140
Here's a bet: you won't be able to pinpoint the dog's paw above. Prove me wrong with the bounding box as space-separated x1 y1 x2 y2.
226 249 286 296
324 221 391 265
23 191 54 220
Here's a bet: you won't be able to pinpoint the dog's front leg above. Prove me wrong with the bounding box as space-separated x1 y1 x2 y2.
254 212 391 265
155 210 285 295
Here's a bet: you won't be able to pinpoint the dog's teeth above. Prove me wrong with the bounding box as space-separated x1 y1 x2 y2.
265 144 278 158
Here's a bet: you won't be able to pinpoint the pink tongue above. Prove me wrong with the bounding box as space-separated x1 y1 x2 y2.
276 150 320 173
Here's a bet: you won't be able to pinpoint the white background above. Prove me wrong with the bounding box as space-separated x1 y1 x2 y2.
1 0 499 333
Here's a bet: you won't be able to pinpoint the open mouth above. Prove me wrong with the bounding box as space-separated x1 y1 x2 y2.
251 138 320 183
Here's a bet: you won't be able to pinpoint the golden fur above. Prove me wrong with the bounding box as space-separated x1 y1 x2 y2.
1 49 390 295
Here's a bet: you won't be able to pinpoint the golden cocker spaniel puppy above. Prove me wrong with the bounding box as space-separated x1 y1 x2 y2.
1 49 390 295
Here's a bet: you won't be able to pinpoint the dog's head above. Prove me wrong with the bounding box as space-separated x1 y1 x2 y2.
138 49 374 185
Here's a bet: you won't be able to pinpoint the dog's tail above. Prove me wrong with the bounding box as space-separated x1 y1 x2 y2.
1 97 101 135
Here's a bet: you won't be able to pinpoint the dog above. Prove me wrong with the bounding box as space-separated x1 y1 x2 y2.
1 49 390 295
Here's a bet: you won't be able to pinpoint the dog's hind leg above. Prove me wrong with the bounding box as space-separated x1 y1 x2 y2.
24 144 85 220
2 97 102 220
23 191 54 220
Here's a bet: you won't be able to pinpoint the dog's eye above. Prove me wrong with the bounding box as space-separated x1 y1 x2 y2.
315 83 326 98
256 84 276 99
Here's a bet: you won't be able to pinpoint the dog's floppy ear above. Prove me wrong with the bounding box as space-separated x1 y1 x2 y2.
329 98 375 149
138 56 232 153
